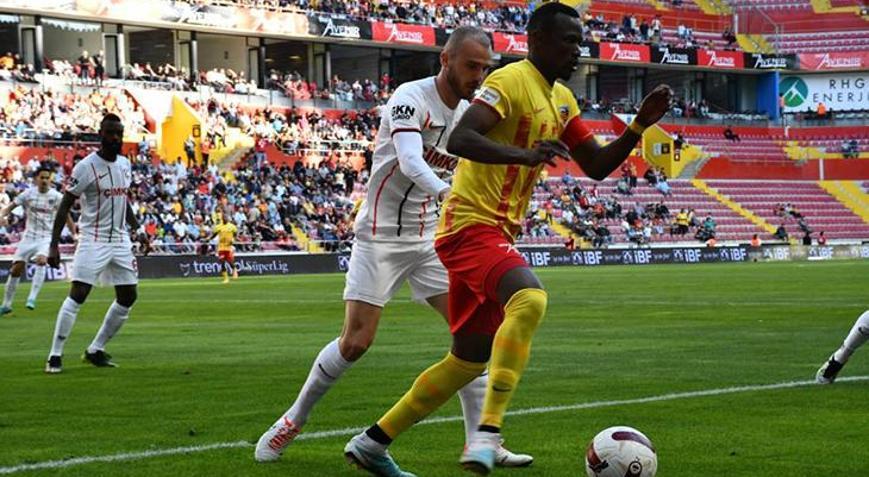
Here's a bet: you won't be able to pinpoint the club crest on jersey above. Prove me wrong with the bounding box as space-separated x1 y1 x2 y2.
391 104 416 121
476 87 500 106
559 106 570 121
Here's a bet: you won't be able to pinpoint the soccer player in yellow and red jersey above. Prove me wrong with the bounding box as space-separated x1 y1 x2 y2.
211 211 238 284
344 3 672 475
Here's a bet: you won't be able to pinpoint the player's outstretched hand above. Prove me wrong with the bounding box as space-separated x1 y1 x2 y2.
47 244 60 269
635 85 674 128
524 140 572 167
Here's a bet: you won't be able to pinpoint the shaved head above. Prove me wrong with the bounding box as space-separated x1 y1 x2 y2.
444 26 492 57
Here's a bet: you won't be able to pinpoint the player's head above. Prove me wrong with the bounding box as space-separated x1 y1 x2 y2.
440 26 493 100
36 165 53 192
527 2 583 81
99 113 125 159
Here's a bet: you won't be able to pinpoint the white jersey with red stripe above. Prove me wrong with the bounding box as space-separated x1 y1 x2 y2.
67 152 132 244
14 186 63 241
354 76 467 243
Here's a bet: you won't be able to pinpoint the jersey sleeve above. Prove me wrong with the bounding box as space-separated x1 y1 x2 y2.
386 87 427 136
557 87 594 149
471 67 519 120
67 161 93 197
13 189 28 207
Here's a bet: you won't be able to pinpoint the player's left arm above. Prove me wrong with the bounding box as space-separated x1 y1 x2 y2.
568 85 673 180
0 201 16 226
65 214 77 239
125 202 139 234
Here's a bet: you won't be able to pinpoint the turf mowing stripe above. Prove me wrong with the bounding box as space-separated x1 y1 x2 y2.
2 376 867 474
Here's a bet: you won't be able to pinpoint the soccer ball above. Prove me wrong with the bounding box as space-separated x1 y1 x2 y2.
585 426 657 477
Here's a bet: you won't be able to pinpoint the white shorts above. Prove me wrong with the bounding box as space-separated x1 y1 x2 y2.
12 238 50 263
343 239 448 307
71 242 139 286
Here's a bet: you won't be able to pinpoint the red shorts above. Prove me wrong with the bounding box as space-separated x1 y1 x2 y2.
218 250 234 262
435 224 529 336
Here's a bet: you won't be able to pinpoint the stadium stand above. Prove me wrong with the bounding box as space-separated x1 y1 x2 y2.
706 180 869 241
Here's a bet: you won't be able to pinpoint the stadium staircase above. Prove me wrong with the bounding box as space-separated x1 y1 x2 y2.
705 180 869 240
817 181 869 223
693 0 731 15
692 179 777 237
291 224 325 253
645 0 670 10
210 130 255 173
736 34 773 54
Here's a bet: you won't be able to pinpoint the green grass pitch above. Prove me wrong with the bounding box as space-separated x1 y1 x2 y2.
1 260 867 476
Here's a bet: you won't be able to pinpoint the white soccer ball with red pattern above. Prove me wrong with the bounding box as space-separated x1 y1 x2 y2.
585 426 657 477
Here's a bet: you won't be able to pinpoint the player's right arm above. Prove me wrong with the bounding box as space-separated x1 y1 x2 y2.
388 85 450 199
48 162 90 268
47 193 77 268
0 189 29 226
447 69 570 167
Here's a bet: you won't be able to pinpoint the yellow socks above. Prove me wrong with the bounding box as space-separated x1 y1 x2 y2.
480 288 547 429
377 353 486 439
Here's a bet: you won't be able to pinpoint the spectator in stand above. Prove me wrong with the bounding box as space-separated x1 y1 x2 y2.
723 126 740 143
841 139 859 159
798 216 812 235
655 172 672 197
77 50 92 84
817 102 827 120
643 166 657 186
674 208 689 236
673 132 685 152
750 233 762 248
774 223 789 242
722 26 737 48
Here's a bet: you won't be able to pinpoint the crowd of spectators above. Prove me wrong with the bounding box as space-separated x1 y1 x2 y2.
125 148 365 254
0 85 147 143
186 97 379 158
195 0 532 33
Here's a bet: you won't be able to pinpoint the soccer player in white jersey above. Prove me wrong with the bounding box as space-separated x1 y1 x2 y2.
0 165 75 314
816 310 869 384
44 114 139 374
255 27 532 473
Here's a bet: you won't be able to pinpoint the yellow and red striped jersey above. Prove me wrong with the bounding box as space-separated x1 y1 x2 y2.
437 59 592 240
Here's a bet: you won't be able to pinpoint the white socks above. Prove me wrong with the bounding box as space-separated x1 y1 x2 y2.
3 274 19 308
27 265 46 302
284 337 352 428
88 301 131 353
833 310 869 364
49 297 81 357
457 372 487 444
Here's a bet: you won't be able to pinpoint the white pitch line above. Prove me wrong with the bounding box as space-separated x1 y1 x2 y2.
1 376 867 475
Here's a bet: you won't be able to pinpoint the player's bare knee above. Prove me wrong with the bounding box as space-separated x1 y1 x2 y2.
9 261 25 277
34 256 47 266
452 333 493 363
115 286 137 308
496 267 544 305
69 281 92 304
339 333 374 361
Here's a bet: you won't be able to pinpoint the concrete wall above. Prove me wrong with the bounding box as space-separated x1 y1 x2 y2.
41 25 101 62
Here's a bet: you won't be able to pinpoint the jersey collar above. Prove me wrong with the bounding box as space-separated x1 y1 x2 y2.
521 59 554 94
